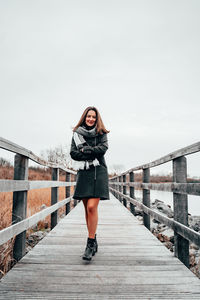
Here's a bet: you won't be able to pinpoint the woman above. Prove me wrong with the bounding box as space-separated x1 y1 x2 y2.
70 106 110 261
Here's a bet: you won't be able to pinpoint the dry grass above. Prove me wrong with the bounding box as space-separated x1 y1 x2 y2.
0 166 75 277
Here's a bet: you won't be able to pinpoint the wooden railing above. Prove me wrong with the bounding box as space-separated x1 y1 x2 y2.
109 141 200 268
0 137 77 262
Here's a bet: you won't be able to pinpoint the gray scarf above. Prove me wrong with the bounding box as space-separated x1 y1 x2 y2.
72 125 100 170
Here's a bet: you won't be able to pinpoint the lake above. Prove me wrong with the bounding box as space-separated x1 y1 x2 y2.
133 189 200 216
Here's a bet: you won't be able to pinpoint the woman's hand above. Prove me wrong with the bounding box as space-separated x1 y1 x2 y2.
81 146 94 154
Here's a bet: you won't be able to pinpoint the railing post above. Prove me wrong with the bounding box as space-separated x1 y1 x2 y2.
73 174 78 207
173 156 189 267
129 171 135 215
51 168 59 230
118 176 121 202
109 178 112 195
65 172 71 215
111 178 114 196
113 178 116 197
123 174 127 207
114 178 118 198
115 178 117 197
115 177 118 200
12 154 28 261
142 168 150 230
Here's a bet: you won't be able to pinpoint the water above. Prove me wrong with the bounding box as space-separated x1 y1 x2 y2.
134 189 200 216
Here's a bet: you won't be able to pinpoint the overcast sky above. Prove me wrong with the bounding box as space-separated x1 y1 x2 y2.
1 0 200 176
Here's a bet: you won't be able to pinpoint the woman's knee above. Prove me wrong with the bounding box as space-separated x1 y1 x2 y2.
87 198 99 214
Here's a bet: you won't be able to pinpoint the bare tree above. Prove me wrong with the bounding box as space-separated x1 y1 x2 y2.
110 164 125 175
40 144 72 169
0 158 12 167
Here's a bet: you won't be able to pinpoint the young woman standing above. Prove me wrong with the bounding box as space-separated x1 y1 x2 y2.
70 106 110 261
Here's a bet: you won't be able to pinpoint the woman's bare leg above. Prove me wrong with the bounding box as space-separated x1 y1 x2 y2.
82 198 89 229
82 197 100 238
86 198 100 238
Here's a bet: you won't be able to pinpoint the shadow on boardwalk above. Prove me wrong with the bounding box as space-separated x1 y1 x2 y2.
0 194 200 299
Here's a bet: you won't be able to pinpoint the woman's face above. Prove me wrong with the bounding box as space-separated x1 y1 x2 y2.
85 110 96 127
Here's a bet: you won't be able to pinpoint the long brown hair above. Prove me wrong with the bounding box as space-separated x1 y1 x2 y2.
73 106 110 135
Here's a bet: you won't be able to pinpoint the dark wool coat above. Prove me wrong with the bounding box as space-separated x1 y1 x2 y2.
70 129 110 200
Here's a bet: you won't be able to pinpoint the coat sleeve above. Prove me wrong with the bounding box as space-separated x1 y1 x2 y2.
70 137 96 161
93 133 108 156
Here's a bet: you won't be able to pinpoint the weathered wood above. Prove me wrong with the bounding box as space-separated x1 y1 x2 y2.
142 168 150 230
0 180 75 193
109 187 200 247
129 171 135 215
112 181 200 196
0 137 76 175
2 272 198 285
72 174 78 207
117 176 120 202
10 263 186 272
113 178 117 199
118 176 122 202
112 178 116 198
122 175 127 207
51 168 59 230
173 156 189 268
115 178 118 199
65 172 71 215
3 179 198 197
12 154 29 262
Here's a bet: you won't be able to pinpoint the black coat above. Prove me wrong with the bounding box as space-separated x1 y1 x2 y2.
70 130 110 200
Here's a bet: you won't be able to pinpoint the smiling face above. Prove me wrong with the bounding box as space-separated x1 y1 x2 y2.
85 109 97 127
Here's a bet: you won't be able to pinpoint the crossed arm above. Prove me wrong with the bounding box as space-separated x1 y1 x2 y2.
70 133 108 161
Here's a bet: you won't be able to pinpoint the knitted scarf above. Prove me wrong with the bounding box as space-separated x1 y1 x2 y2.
72 125 100 170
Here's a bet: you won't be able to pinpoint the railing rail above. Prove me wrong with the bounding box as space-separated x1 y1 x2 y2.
0 137 77 262
111 141 200 177
109 141 200 268
0 137 76 173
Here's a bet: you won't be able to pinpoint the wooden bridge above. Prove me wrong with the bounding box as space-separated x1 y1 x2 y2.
0 137 200 299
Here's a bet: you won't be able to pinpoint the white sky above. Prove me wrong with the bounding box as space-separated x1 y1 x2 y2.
1 0 200 176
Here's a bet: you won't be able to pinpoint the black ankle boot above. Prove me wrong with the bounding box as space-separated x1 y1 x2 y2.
93 234 98 256
82 238 95 261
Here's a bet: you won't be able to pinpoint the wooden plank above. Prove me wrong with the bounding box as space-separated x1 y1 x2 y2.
173 156 189 267
122 174 127 207
51 168 59 229
1 291 199 300
129 171 135 215
1 282 200 295
0 180 75 193
10 263 187 272
12 154 28 261
65 172 71 215
142 168 150 230
118 175 122 202
16 256 182 266
2 273 198 285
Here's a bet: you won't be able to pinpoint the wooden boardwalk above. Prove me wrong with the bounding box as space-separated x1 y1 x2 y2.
0 194 200 299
